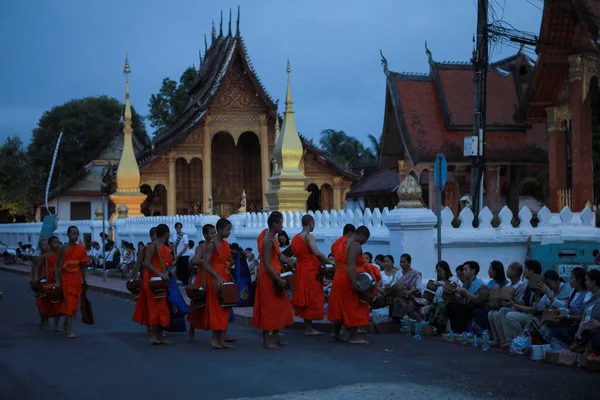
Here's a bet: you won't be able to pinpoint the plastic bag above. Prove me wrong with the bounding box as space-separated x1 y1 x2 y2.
509 331 532 356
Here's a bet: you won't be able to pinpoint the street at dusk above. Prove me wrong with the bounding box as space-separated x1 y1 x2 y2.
1 271 598 400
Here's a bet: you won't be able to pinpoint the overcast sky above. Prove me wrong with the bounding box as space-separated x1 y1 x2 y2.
0 0 543 148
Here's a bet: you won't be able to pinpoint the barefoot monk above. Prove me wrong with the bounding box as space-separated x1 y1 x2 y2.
291 214 331 336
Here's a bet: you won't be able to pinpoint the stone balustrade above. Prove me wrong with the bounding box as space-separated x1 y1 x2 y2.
0 205 597 283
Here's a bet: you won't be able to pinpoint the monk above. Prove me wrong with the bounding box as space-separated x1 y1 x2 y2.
32 238 55 330
132 226 157 333
330 224 355 258
328 225 371 344
253 211 295 349
56 226 89 338
190 219 234 349
142 223 172 345
291 214 331 335
188 224 216 341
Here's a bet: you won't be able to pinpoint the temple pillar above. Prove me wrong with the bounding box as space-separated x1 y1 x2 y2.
167 154 176 215
545 106 569 211
202 121 212 213
332 177 343 210
485 166 501 214
259 114 269 209
568 55 594 210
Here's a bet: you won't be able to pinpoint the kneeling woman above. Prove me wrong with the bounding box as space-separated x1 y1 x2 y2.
191 219 234 349
389 253 423 321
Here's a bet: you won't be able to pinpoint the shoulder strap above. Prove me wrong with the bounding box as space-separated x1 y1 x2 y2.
152 243 166 271
211 240 234 281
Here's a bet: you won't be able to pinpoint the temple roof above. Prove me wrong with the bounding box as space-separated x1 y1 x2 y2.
300 135 361 181
515 0 600 122
380 47 547 165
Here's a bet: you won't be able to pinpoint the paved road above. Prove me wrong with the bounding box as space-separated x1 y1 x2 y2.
0 271 598 400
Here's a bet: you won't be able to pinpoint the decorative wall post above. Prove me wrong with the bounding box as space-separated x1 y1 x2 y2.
383 174 437 282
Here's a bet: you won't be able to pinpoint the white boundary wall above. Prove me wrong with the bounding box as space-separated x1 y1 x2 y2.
1 205 597 283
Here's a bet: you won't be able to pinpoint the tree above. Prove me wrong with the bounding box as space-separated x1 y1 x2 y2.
367 134 382 159
27 96 150 212
0 137 30 221
147 67 196 131
318 129 380 167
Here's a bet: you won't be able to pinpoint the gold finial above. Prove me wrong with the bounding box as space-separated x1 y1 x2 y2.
285 58 293 113
396 174 424 209
287 58 291 73
117 203 129 219
94 205 103 220
274 114 280 139
123 54 131 76
123 54 132 129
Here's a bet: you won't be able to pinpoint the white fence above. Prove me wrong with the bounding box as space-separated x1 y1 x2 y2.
1 205 597 283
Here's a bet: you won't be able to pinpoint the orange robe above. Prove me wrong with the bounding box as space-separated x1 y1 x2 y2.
252 229 294 331
327 238 369 328
132 242 153 326
291 234 324 321
59 244 89 317
365 263 382 299
187 241 232 331
142 244 172 328
36 253 60 317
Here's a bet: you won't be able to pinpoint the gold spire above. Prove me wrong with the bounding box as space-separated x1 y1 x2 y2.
111 54 145 218
265 59 307 211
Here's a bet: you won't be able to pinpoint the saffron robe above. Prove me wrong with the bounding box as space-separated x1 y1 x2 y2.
327 239 370 328
252 229 294 331
187 241 232 331
365 263 382 299
132 242 152 326
59 244 89 317
291 234 324 321
36 253 60 317
143 244 172 328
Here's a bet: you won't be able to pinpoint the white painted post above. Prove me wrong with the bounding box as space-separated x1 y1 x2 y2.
384 207 437 282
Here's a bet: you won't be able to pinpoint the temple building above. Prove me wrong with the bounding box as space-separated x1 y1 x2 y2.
37 12 357 221
514 0 599 211
347 46 549 216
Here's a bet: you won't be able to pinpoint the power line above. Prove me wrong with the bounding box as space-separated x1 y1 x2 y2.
524 0 543 12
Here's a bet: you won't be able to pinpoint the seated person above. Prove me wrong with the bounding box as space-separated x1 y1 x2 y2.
451 264 465 286
488 262 527 342
424 260 453 332
119 242 136 272
446 261 488 333
491 259 544 346
553 269 600 348
487 260 509 289
389 253 423 322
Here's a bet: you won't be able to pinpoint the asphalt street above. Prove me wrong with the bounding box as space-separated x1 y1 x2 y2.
0 271 599 400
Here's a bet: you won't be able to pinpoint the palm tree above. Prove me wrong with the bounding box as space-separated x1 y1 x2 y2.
319 129 350 165
367 134 382 158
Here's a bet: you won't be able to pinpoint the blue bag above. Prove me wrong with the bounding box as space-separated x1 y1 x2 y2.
234 253 254 307
166 268 190 317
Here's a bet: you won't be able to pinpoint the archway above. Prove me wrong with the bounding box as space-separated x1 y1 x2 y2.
320 184 334 211
306 183 320 211
420 169 429 208
150 184 167 216
211 131 262 217
175 157 203 215
140 184 153 216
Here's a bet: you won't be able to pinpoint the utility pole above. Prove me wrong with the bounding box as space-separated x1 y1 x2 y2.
469 0 489 226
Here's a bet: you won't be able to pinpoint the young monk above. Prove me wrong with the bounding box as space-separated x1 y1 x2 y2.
291 214 331 336
32 238 52 329
56 226 89 338
142 223 172 345
328 225 371 344
330 224 355 259
192 219 234 349
253 211 295 349
132 227 157 333
188 224 216 341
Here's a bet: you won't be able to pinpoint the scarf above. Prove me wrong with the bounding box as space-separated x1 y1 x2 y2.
398 268 421 290
174 232 184 249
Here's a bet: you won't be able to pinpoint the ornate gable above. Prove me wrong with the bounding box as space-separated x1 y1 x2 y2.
212 52 264 109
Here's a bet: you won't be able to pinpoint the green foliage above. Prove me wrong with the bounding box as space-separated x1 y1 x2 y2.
28 96 149 192
318 129 380 167
0 137 31 221
147 67 196 131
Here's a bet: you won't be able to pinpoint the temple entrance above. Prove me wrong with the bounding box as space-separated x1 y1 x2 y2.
419 170 429 208
320 184 333 211
175 157 203 215
211 131 262 217
141 184 167 216
306 183 320 211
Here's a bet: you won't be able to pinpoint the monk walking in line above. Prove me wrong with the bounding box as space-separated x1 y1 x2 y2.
331 224 355 258
56 226 89 338
192 219 234 349
132 226 157 333
188 224 216 341
253 212 295 349
142 223 172 345
32 238 54 330
291 214 331 336
328 226 371 344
